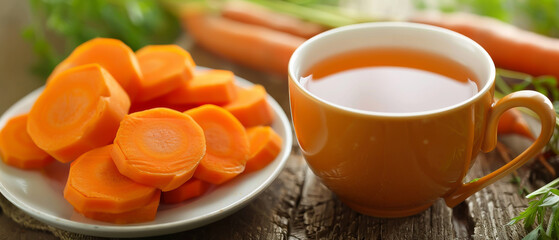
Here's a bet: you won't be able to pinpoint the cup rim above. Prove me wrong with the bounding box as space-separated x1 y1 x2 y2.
288 22 496 118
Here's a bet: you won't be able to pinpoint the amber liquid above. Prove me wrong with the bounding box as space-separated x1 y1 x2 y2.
301 48 479 113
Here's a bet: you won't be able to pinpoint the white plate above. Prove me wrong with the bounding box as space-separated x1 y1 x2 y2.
0 71 293 238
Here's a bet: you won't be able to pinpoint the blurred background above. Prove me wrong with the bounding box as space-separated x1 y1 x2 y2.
2 0 559 114
1 1 41 114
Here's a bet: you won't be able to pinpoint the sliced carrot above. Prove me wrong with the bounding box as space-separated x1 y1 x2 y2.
497 108 536 140
185 105 250 185
63 145 159 214
182 12 305 75
411 12 559 80
111 108 206 191
48 38 143 99
129 98 196 114
223 85 274 127
77 191 161 224
244 126 282 173
161 69 237 105
221 1 325 39
28 64 130 163
135 45 196 102
0 114 54 169
161 178 212 204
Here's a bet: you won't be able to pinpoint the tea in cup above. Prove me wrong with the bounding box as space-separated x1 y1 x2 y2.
288 22 555 218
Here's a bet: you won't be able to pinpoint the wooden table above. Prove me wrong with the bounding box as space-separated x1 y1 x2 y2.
0 1 540 239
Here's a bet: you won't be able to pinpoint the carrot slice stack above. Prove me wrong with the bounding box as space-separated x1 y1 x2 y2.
111 108 206 191
161 178 212 204
244 126 282 173
161 69 237 105
27 64 130 163
185 104 250 185
77 191 161 224
0 114 54 169
135 45 196 102
47 38 143 99
64 145 159 214
223 85 274 127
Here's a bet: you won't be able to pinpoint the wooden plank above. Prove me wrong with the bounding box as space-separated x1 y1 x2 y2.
465 152 529 240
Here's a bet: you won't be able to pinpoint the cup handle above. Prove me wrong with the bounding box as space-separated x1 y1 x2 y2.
444 90 556 207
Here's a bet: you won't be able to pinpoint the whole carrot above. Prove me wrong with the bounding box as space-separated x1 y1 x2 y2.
221 1 326 39
181 12 306 75
497 108 536 140
411 11 559 80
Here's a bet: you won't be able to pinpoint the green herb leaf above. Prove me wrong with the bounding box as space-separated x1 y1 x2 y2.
527 178 559 199
469 178 480 183
540 192 559 207
511 178 559 239
523 225 547 240
24 0 181 80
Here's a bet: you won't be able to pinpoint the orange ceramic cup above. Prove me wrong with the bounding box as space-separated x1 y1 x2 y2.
288 22 556 218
